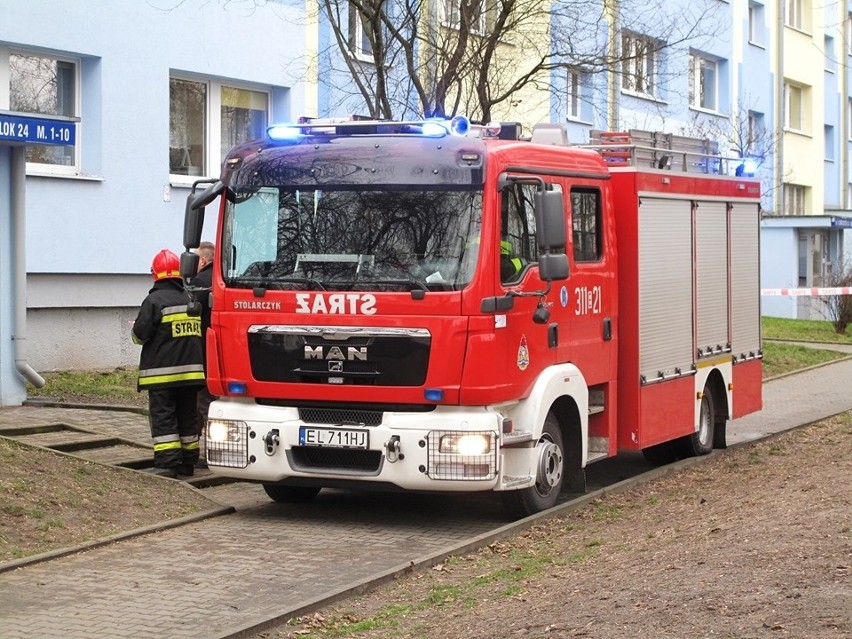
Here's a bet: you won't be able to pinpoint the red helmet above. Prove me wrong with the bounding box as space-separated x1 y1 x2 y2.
150 249 181 281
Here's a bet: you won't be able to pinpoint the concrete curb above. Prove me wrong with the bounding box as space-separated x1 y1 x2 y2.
0 504 235 575
23 398 148 415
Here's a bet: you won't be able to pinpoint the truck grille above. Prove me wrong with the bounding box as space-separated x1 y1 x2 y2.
289 447 383 474
248 325 431 386
298 407 383 426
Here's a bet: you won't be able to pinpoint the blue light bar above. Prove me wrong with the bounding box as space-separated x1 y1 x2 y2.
267 124 304 141
424 388 445 401
227 381 248 395
421 121 449 137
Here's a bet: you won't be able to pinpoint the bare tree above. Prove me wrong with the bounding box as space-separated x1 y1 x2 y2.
677 96 787 213
314 0 725 124
821 262 852 334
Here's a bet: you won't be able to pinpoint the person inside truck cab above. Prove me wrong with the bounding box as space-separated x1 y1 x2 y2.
500 184 537 284
500 239 525 281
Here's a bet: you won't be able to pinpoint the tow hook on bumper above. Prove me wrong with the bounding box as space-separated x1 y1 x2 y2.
263 429 280 456
384 435 402 463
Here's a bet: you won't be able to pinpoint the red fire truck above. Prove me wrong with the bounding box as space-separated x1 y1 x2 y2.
181 117 762 518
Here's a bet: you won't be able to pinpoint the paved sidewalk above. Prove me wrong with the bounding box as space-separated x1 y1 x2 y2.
0 357 851 639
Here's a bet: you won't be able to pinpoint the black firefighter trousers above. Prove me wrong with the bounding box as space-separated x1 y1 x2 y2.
148 386 201 470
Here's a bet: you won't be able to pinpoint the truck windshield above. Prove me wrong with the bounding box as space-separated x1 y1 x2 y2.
221 186 483 292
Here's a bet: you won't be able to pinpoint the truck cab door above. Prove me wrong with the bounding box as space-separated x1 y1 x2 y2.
558 186 616 388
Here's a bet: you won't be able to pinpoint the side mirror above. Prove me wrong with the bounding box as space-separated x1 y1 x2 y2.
180 251 200 282
538 253 569 281
183 196 205 250
535 190 566 252
535 190 569 282
183 180 225 249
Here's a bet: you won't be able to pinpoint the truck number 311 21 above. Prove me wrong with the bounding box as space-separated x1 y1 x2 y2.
574 285 602 315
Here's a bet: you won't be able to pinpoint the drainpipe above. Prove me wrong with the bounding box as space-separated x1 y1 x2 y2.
11 146 45 388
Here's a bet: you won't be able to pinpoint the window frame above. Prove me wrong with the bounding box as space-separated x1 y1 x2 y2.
824 124 835 162
689 52 719 112
784 82 805 132
783 183 806 216
2 47 82 176
621 32 658 98
169 74 271 184
567 68 583 120
747 110 765 155
348 5 374 60
748 2 764 45
785 0 807 32
441 0 488 35
571 188 603 263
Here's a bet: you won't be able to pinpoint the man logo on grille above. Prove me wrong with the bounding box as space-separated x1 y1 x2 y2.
328 361 343 372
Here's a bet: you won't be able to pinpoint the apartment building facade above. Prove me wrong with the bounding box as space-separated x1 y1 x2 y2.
0 0 313 403
2 0 852 404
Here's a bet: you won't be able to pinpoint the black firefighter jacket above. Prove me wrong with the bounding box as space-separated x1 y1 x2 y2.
132 279 205 391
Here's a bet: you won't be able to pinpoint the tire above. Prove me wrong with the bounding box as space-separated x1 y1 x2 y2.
262 484 321 503
676 385 715 458
502 413 565 519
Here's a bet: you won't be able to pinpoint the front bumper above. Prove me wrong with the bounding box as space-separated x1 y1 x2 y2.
204 398 505 492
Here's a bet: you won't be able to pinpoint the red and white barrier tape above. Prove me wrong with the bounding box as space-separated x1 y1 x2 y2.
761 287 852 296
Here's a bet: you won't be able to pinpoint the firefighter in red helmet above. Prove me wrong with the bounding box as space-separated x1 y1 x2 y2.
131 249 205 477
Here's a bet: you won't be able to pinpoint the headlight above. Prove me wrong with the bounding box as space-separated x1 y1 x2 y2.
205 420 249 469
207 419 245 443
439 433 491 455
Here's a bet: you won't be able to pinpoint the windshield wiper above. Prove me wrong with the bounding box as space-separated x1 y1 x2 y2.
356 278 429 292
231 276 327 291
266 276 327 291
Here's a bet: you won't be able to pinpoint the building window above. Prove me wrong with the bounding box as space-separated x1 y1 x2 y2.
571 189 602 262
6 51 79 171
689 52 718 111
747 110 765 155
783 184 806 215
784 82 804 132
825 125 835 161
785 0 807 31
825 35 835 72
169 76 269 179
748 2 764 45
567 69 584 120
441 0 487 34
621 32 657 96
349 5 373 58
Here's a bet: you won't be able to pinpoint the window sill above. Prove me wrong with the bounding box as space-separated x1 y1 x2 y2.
566 116 594 126
783 128 812 139
784 24 812 37
688 106 724 117
620 90 667 105
26 170 104 181
748 40 766 50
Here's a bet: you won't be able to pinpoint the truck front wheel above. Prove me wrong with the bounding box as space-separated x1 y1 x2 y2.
501 413 564 519
263 484 321 503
